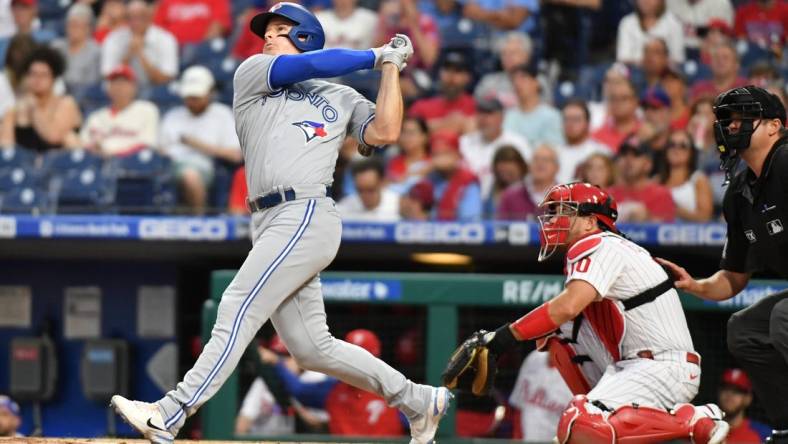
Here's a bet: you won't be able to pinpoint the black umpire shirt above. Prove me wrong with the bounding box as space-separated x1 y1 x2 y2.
721 134 788 279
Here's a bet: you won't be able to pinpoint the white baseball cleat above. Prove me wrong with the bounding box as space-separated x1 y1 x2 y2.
110 395 175 444
409 386 453 444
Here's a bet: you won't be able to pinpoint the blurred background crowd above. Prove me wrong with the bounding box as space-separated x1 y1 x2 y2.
0 0 785 220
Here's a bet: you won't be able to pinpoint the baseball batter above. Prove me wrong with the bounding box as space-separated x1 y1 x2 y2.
110 3 451 443
444 182 730 444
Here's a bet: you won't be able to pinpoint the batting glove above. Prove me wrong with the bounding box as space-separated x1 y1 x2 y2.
372 34 414 72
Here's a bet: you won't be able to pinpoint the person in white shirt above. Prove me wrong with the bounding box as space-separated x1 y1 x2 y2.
315 0 377 50
159 65 241 213
616 0 685 65
0 71 13 147
100 0 178 91
665 0 733 51
338 158 400 222
80 65 159 156
556 99 611 184
459 97 531 197
509 351 572 442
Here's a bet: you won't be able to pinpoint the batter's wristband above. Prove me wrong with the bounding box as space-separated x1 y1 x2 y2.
510 302 559 340
486 323 518 355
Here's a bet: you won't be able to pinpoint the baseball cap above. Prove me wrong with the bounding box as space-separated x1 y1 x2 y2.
407 181 435 210
477 97 503 113
179 65 215 98
705 18 733 37
106 65 136 82
721 368 752 392
0 395 20 416
430 130 460 153
345 329 381 358
440 50 471 72
641 86 671 109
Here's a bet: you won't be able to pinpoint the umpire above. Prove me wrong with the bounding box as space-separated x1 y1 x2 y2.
659 85 788 443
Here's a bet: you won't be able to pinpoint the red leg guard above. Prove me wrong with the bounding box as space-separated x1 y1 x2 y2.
543 336 593 395
557 396 699 444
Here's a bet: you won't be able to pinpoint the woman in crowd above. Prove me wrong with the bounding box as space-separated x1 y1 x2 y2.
578 152 616 189
386 116 431 193
51 3 102 99
484 145 527 219
686 97 727 210
13 47 82 152
658 129 713 222
616 0 685 65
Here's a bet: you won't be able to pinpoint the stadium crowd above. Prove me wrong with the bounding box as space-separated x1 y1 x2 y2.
0 0 785 219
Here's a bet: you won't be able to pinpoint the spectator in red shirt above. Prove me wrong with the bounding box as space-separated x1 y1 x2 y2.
408 49 476 138
386 116 430 190
325 329 405 437
734 0 788 49
718 369 771 444
608 138 676 222
153 0 230 45
689 41 748 101
231 0 268 60
591 79 641 153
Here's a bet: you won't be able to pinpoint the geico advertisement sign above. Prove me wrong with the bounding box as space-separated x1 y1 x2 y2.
139 218 228 240
657 224 726 246
394 222 486 244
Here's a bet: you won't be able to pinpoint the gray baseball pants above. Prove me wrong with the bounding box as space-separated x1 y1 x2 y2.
155 195 433 433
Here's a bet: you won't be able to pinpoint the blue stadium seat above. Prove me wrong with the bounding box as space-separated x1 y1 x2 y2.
52 168 114 214
737 40 775 69
148 84 182 115
0 187 52 215
80 82 110 116
553 81 577 107
576 62 612 102
681 59 712 85
0 167 38 192
110 149 177 214
0 146 37 171
42 149 104 179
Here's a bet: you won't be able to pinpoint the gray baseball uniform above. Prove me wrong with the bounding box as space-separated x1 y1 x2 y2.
155 54 433 433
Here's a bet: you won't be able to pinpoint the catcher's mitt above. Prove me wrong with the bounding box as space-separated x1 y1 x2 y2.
441 330 498 396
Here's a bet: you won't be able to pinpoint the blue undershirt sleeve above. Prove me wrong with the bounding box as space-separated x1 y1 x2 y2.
273 361 338 408
269 48 376 88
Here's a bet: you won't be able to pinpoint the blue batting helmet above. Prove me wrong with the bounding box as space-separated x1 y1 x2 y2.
250 2 325 52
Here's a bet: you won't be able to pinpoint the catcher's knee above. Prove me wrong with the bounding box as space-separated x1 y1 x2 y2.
555 395 615 444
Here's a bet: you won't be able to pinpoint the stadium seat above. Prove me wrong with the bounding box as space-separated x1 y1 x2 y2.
737 40 775 69
80 82 110 116
110 149 177 214
0 167 39 192
148 83 182 115
52 167 114 214
576 62 612 102
42 149 104 179
553 81 577 107
682 59 712 84
0 187 52 215
0 146 38 170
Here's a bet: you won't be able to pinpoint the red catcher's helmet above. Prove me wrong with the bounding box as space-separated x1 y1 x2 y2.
345 329 381 358
537 182 619 261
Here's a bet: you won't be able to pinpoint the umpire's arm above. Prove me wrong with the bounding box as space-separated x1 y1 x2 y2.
362 63 403 146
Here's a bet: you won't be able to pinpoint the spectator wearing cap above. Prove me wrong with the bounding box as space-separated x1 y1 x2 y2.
0 395 20 437
666 0 733 52
159 65 241 213
503 63 564 148
698 18 734 65
556 99 610 184
386 116 430 191
689 41 748 102
616 0 685 65
459 97 531 197
591 78 641 153
399 180 433 221
326 329 405 437
734 0 788 50
473 31 533 109
407 50 476 138
337 158 401 222
418 130 481 221
101 0 178 90
13 46 82 152
153 0 231 46
81 65 159 156
717 369 771 444
661 67 690 129
495 144 552 220
316 0 377 50
637 85 673 169
51 3 102 99
608 137 675 222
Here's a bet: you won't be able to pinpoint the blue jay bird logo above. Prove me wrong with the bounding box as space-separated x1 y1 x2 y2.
292 121 328 142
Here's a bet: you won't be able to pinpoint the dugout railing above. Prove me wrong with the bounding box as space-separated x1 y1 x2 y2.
201 270 784 442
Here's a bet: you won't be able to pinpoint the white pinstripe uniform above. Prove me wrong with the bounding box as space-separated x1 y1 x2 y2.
563 231 700 411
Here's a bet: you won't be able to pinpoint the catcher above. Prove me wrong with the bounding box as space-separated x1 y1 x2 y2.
443 182 730 444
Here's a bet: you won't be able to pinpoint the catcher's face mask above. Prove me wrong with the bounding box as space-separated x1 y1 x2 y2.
537 186 579 262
